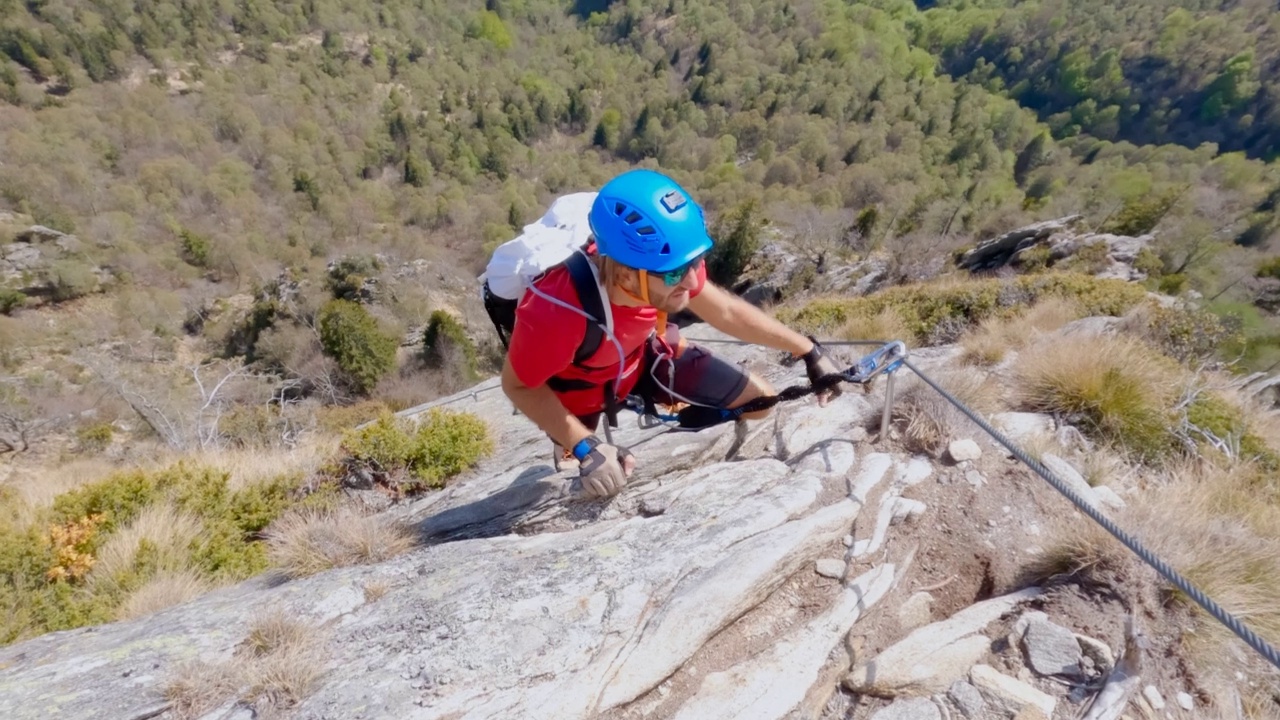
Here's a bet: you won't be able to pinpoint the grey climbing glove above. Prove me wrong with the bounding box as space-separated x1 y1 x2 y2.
801 336 844 405
575 435 635 499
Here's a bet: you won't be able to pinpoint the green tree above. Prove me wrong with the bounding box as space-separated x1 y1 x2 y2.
317 300 398 395
706 200 763 288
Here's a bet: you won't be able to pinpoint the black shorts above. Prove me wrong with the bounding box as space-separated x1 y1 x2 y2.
575 324 750 431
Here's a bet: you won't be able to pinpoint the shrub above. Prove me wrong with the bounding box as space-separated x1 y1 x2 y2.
707 200 763 287
0 287 24 315
422 310 478 380
1134 247 1164 277
325 256 382 301
75 422 114 452
49 259 98 302
1123 303 1243 365
179 228 211 268
341 409 493 492
316 299 398 395
1157 273 1189 296
1061 241 1111 275
314 400 392 433
217 405 291 449
1182 392 1280 471
1103 188 1181 236
1013 244 1052 272
1257 256 1280 281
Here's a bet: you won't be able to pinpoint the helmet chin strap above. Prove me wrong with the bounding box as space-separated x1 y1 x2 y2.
614 268 652 306
611 267 668 335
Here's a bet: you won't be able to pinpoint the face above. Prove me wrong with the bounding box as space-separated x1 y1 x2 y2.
641 255 705 313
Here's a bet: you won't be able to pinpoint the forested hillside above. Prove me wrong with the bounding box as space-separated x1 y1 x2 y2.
906 0 1280 159
2 0 1280 415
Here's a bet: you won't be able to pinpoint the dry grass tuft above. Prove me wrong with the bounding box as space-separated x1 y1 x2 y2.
118 570 210 620
165 659 244 720
245 608 315 658
892 369 1003 456
165 609 327 719
838 306 913 344
1026 459 1280 705
960 296 1082 366
265 506 415 579
179 437 341 493
1077 444 1132 489
246 644 327 715
91 503 205 585
3 458 120 528
1015 333 1182 462
363 580 391 603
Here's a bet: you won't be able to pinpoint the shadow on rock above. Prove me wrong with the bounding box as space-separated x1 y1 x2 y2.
414 465 567 544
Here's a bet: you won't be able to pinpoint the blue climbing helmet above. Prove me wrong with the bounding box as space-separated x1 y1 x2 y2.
588 169 714 274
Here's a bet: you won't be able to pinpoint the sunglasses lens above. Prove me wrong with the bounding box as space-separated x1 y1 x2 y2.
662 256 704 286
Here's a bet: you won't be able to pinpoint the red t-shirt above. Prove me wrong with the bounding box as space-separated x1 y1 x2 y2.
508 258 707 416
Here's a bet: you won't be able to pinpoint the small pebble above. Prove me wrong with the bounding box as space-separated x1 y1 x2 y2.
1177 692 1194 710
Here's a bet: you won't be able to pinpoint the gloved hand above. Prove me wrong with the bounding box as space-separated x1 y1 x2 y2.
575 436 635 498
801 336 844 407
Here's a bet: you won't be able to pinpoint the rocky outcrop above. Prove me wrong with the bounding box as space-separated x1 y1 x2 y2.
0 224 113 302
955 215 1155 281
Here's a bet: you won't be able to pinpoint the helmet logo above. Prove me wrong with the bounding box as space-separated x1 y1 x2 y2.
660 191 686 213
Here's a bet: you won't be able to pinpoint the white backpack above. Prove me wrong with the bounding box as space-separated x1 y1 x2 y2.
479 192 613 354
480 192 599 300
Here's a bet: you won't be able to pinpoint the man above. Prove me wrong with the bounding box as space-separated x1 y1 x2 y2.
500 169 843 499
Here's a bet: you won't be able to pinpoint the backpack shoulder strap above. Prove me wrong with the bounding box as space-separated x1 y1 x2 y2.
564 251 608 366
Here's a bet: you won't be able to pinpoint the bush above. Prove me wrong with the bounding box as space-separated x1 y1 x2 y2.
0 287 24 315
325 256 382 301
707 200 763 287
1103 189 1181 236
1257 256 1280 281
423 310 478 380
49 259 98 302
179 228 211 268
1183 393 1280 471
314 400 392 433
1134 247 1164 277
1061 241 1111 275
75 422 114 452
316 299 398 395
1126 303 1243 365
1157 273 1189 295
341 409 493 492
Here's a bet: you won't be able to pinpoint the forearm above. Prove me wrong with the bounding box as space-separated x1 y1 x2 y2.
501 361 594 449
697 287 814 357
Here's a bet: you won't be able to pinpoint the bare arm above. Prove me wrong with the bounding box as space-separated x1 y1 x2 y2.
686 282 815 357
501 357 594 450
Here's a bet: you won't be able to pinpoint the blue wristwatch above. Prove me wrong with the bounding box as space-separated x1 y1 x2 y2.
572 435 600 461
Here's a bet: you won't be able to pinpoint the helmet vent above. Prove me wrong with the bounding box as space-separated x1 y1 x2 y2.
659 242 670 255
636 225 656 236
614 202 627 216
624 211 643 224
